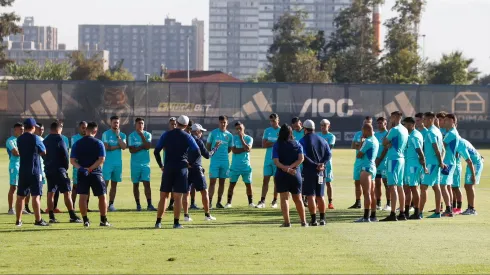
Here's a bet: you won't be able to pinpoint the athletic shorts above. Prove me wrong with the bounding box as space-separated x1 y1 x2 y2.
465 161 483 185
263 163 277 177
131 165 151 183
353 163 361 181
229 169 252 184
440 164 456 186
72 168 79 185
302 172 325 197
209 162 229 179
9 166 19 186
161 167 188 194
325 167 334 182
275 171 302 195
422 164 441 187
103 164 123 182
387 159 405 186
46 171 72 193
17 173 43 197
360 165 376 178
188 166 207 192
375 170 387 179
77 173 106 197
452 163 462 188
404 164 422 187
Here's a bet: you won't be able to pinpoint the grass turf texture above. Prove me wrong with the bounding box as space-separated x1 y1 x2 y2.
0 148 489 274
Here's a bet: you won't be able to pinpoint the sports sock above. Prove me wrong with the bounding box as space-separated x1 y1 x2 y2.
217 196 222 204
82 216 89 223
156 218 162 224
184 214 189 218
68 210 77 219
227 195 232 204
355 199 361 206
387 200 391 206
205 213 210 217
319 213 325 220
457 201 462 209
247 195 253 204
376 199 381 207
174 218 179 225
390 211 396 217
363 209 370 219
109 200 114 206
169 198 174 206
147 199 152 206
135 199 140 206
49 210 55 220
260 197 265 203
100 215 107 223
404 205 409 216
328 198 333 204
190 198 195 205
452 200 457 208
445 206 451 213
414 207 420 216
310 214 316 223
370 209 377 219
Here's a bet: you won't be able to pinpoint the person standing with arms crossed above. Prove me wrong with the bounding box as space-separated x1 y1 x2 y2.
207 115 233 209
374 117 390 211
350 116 373 209
317 119 336 209
6 122 24 215
70 122 111 227
102 116 127 212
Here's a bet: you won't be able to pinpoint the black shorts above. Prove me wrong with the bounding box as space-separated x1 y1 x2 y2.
46 171 71 193
161 168 188 194
275 171 302 195
302 173 325 197
77 172 106 197
17 174 43 196
188 167 207 192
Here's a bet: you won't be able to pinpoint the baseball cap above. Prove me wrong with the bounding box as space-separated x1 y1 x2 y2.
23 118 37 128
320 119 330 125
191 123 207 132
303 119 315 130
177 115 190 126
169 117 176 122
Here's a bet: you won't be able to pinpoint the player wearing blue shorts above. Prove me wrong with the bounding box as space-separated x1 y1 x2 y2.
381 111 408 222
401 117 427 220
354 124 379 222
102 115 127 212
206 115 233 209
70 122 111 227
154 115 200 229
272 124 307 227
456 138 482 216
440 114 460 217
299 120 331 226
226 122 254 208
292 117 308 207
374 117 390 211
419 112 445 218
350 116 373 209
70 121 88 209
6 123 24 215
163 117 179 210
128 118 156 212
44 131 70 213
318 119 336 209
256 113 281 209
15 118 48 227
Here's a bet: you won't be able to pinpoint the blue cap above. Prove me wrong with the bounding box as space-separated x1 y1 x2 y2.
23 118 37 128
441 165 450 175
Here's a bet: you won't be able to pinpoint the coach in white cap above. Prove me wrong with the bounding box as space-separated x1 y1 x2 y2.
298 119 332 226
153 115 201 229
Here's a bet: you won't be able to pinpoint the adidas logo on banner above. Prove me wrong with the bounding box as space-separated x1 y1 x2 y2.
375 92 416 118
232 91 272 120
21 90 82 119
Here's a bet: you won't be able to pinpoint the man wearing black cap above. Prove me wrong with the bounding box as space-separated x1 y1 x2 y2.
15 118 49 227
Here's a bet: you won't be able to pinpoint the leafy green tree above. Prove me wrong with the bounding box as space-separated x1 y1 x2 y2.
69 51 105 80
6 59 72 80
325 0 383 83
97 69 134 81
148 74 164 82
0 0 21 68
245 71 271 83
426 51 480 85
474 74 490 85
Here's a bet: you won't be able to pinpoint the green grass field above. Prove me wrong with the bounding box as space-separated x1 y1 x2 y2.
1 148 489 274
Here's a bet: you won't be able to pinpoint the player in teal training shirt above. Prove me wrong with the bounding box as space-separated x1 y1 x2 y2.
440 114 460 216
349 116 373 209
226 121 254 208
381 111 408 221
292 117 304 142
102 116 127 212
354 123 379 223
374 116 390 211
318 119 336 209
128 117 156 212
256 113 281 209
401 117 427 220
6 123 24 215
206 115 233 209
455 138 482 216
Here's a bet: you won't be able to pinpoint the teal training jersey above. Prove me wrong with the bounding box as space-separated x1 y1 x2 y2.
386 124 408 160
128 131 152 166
102 130 127 166
406 129 424 166
231 135 253 171
457 138 481 165
318 132 335 167
71 134 83 147
424 125 443 165
359 136 379 168
6 136 20 168
293 129 304 142
440 127 447 137
263 126 280 165
207 129 233 164
374 130 388 159
443 127 460 165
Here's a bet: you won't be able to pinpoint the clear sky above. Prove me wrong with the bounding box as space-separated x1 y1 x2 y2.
6 0 490 75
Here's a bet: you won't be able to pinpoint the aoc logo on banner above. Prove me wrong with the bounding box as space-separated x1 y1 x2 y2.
299 98 354 117
452 91 487 121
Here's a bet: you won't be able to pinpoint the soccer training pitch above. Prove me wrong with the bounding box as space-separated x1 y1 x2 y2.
1 148 489 274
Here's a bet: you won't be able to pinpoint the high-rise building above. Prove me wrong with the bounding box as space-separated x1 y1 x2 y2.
209 0 352 80
8 17 58 50
192 19 205 71
79 18 205 80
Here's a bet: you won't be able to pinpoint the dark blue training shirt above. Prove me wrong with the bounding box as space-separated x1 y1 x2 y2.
272 140 304 169
188 134 218 167
70 136 106 174
154 129 200 169
17 132 45 175
299 133 331 172
43 134 69 174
